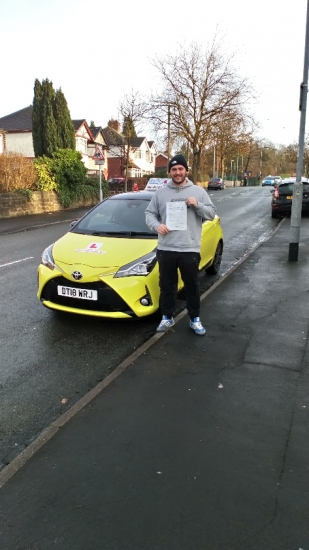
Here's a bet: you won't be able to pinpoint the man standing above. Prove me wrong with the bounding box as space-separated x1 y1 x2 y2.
145 154 216 335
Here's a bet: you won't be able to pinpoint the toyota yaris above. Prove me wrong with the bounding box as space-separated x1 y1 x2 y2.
38 191 224 319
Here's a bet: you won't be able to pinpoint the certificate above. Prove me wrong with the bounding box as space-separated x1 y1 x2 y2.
166 201 187 230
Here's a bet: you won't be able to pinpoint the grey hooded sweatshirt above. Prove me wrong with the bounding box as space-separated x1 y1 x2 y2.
145 179 216 252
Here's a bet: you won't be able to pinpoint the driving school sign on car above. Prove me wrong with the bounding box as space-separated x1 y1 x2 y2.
145 178 171 191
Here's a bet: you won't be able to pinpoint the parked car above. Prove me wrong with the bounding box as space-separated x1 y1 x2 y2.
37 191 224 319
107 178 125 185
273 176 282 185
262 176 276 186
271 177 309 218
208 177 225 190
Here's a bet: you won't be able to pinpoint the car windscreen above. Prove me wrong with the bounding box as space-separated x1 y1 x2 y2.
71 198 157 236
210 178 220 182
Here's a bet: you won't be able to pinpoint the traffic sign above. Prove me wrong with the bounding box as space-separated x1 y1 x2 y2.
95 160 105 165
93 145 105 160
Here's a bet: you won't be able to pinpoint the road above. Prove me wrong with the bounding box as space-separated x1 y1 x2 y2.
0 186 277 466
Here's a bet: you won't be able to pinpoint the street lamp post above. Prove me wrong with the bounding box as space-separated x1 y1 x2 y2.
167 105 171 166
213 144 216 178
289 0 309 261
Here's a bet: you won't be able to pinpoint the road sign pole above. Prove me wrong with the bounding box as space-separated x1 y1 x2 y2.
99 164 103 202
289 0 309 261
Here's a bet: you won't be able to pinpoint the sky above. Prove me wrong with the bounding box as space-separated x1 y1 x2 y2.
0 0 307 147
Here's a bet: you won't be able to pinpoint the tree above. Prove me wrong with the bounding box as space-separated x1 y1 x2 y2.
40 79 58 157
53 88 75 150
118 90 146 191
122 116 137 138
149 40 252 183
32 78 75 157
32 79 44 157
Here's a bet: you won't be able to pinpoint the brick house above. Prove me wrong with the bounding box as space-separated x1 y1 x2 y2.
155 153 168 172
102 124 157 179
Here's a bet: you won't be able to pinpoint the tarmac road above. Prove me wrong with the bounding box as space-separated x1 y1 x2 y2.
0 186 277 467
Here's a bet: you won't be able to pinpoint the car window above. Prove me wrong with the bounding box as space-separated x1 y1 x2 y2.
72 198 156 235
279 184 294 194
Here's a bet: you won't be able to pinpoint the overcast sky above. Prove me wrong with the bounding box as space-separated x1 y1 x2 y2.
1 0 307 147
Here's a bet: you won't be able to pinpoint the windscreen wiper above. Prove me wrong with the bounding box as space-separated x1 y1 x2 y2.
91 231 156 237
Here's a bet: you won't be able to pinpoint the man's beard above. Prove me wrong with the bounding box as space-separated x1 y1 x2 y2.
172 175 187 185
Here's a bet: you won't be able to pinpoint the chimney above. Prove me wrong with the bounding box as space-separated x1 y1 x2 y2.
108 118 121 133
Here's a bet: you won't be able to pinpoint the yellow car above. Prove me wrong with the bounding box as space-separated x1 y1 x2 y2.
37 191 223 319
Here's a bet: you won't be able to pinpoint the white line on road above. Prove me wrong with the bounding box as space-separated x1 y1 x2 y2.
0 256 34 268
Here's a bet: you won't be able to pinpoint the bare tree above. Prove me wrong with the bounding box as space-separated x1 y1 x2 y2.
149 40 252 182
118 89 147 191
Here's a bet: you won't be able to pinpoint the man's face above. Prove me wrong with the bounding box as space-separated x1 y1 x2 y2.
170 165 187 185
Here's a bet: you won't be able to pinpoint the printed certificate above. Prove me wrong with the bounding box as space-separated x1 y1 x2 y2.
166 201 187 230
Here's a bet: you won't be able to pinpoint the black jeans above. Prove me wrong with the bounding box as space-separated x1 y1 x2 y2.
156 250 200 320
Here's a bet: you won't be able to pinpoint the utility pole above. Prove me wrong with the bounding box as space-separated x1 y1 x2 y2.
289 0 309 261
213 144 216 177
167 105 171 167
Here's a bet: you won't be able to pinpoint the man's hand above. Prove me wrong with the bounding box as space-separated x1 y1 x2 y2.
185 197 198 207
157 224 170 234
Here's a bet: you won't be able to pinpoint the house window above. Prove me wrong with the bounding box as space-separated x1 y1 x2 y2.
135 150 141 159
76 137 87 155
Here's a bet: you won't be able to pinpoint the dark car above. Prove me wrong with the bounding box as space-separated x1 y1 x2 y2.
271 177 309 218
208 177 225 190
107 178 125 185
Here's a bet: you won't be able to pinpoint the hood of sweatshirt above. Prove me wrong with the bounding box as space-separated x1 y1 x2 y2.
166 179 194 192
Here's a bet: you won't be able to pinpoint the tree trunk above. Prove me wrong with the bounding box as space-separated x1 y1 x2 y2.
192 149 201 183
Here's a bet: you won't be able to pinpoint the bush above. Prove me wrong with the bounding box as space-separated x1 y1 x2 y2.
0 152 37 192
86 176 108 199
33 149 90 207
33 156 57 191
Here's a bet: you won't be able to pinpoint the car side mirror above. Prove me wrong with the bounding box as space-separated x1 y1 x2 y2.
70 220 78 227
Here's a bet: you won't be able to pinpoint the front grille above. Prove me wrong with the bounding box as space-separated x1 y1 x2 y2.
41 276 134 315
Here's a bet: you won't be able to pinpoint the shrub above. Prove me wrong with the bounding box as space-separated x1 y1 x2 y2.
86 176 108 199
0 152 37 192
33 156 57 191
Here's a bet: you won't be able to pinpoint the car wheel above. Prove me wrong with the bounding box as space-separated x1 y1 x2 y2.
206 241 223 275
271 210 277 218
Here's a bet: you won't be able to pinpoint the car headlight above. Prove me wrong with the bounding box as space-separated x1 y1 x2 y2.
115 250 157 278
41 244 58 271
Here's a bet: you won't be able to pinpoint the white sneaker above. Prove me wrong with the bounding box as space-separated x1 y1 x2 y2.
156 315 175 332
189 317 206 336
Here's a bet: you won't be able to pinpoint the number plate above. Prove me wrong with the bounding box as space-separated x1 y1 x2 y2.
57 285 98 300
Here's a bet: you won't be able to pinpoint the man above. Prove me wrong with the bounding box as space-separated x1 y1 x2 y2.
145 154 216 335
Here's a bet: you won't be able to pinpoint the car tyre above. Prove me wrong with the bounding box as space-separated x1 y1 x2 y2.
271 210 277 218
206 241 223 275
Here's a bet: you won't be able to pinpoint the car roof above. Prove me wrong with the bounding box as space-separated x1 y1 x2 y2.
281 177 309 184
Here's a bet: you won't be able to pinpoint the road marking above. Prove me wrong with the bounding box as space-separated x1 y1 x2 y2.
0 256 34 268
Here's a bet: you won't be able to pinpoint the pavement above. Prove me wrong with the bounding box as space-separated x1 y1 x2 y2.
1 214 309 549
0 207 90 235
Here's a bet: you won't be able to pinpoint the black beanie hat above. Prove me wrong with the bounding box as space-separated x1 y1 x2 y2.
168 154 188 172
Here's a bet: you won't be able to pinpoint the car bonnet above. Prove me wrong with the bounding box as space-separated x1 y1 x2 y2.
52 232 156 269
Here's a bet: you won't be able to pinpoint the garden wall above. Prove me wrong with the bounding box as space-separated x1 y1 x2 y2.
0 191 97 219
